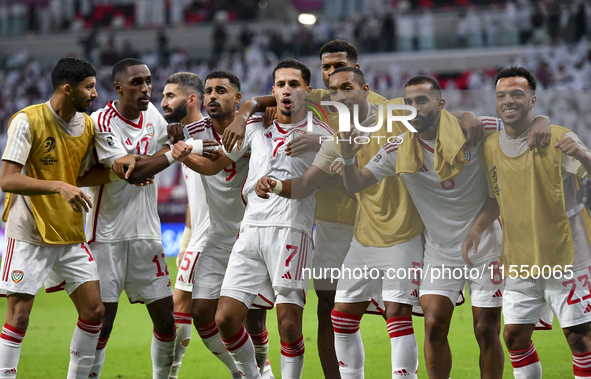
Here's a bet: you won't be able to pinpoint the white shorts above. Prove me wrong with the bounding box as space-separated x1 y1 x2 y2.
0 238 99 297
420 257 504 309
91 240 172 305
220 226 313 309
175 249 201 293
335 234 423 306
503 266 591 329
313 221 355 291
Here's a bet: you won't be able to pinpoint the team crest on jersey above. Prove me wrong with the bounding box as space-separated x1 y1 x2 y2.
289 129 306 140
11 270 23 283
463 148 471 164
146 123 154 137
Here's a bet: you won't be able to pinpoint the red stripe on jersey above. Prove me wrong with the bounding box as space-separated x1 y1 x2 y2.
105 109 115 130
314 120 335 135
274 120 288 134
186 118 208 135
87 185 105 244
108 101 144 129
97 111 104 132
417 137 435 153
247 116 263 125
212 128 222 144
240 166 249 206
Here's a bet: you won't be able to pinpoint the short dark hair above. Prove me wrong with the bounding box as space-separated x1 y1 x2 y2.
112 58 145 84
495 66 537 93
404 75 442 98
318 40 359 63
51 57 96 91
329 66 365 86
165 72 205 97
205 70 241 92
272 59 311 86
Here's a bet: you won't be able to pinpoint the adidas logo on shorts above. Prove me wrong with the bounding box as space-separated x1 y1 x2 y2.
393 368 411 376
410 290 418 297
282 272 292 279
492 290 503 298
583 303 591 314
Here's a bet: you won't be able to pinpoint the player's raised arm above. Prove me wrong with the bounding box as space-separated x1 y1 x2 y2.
461 197 500 266
222 95 276 152
339 131 378 194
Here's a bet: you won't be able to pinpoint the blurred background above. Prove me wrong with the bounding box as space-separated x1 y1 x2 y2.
0 0 590 254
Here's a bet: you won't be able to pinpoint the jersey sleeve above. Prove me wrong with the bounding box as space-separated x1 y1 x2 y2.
480 116 503 140
91 111 128 168
2 113 31 166
364 146 397 184
223 122 255 162
155 111 171 146
312 139 340 175
562 131 591 178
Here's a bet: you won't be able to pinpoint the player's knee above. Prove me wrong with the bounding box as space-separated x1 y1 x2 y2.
80 301 105 322
244 310 266 334
316 291 335 318
474 318 499 343
424 314 449 341
191 302 215 326
503 326 529 351
214 309 239 332
277 316 301 342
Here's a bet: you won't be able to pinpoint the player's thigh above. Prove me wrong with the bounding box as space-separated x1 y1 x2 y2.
192 240 234 300
502 277 548 326
264 227 313 293
313 221 354 291
381 234 423 305
1 238 59 296
334 238 381 304
420 259 466 307
53 242 100 296
126 239 173 305
89 241 128 303
545 266 591 328
220 227 268 309
467 258 504 309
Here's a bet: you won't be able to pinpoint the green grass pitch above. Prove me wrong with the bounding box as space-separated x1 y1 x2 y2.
0 258 576 378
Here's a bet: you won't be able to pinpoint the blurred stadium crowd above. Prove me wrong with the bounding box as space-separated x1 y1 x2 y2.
1 0 591 208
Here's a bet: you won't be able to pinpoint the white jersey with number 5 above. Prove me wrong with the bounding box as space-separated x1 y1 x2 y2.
86 101 169 243
365 117 503 265
184 117 249 244
224 116 335 236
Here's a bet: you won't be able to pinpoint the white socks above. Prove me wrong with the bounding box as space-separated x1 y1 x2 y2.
387 317 418 378
151 329 176 379
332 310 364 379
67 317 102 379
250 328 270 374
88 337 108 378
280 336 305 379
0 323 25 378
509 341 542 379
573 351 591 378
196 319 242 378
221 325 261 379
169 313 192 378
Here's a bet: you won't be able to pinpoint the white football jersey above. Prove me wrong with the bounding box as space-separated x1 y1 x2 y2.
86 101 169 243
224 116 335 236
365 117 503 265
184 117 249 243
182 163 210 251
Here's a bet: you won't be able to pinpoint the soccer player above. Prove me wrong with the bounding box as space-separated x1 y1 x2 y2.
211 59 334 379
222 40 390 378
464 66 591 379
160 72 210 378
0 57 104 378
84 58 190 379
170 70 275 379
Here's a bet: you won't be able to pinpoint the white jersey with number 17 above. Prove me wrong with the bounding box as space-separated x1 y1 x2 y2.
86 101 169 243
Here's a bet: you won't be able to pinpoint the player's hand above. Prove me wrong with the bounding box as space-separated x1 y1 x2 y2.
202 140 222 159
58 182 92 213
256 176 276 199
176 250 185 268
263 106 277 129
461 229 480 267
172 141 192 161
223 117 247 153
330 159 344 176
113 154 137 180
167 122 185 144
286 134 321 156
555 137 589 161
459 112 484 149
527 116 551 150
134 176 154 186
337 130 364 159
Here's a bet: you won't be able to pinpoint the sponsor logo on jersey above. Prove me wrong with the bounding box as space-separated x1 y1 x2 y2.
373 153 383 163
584 303 591 314
44 137 56 153
125 138 132 146
11 270 23 283
146 123 154 137
463 147 471 164
106 136 115 147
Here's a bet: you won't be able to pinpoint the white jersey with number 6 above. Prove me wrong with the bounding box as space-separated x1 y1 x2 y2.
87 101 169 243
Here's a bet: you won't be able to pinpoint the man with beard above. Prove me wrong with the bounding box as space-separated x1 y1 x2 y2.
159 72 210 378
0 57 104 378
81 58 195 379
336 75 550 379
170 70 275 379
